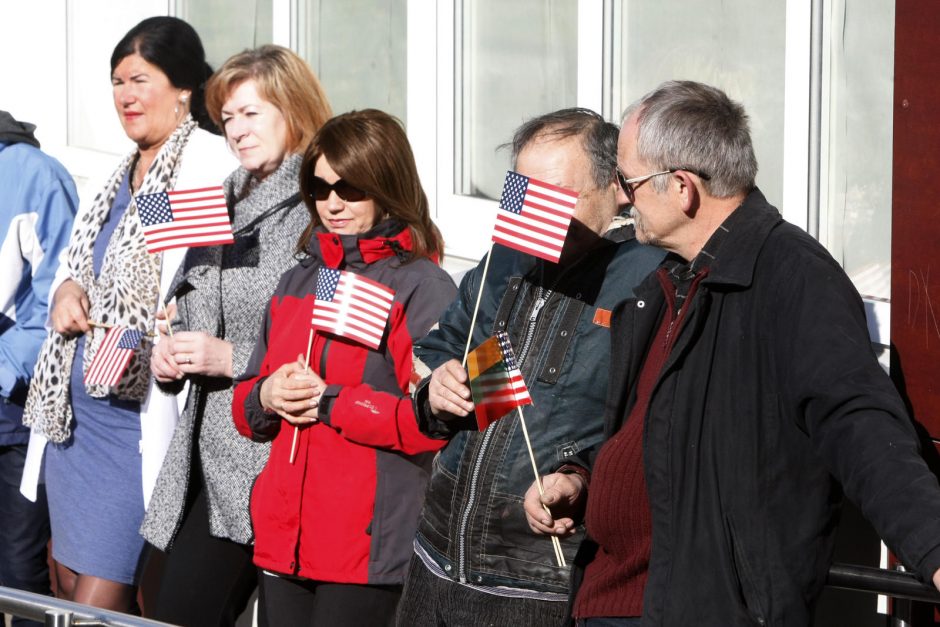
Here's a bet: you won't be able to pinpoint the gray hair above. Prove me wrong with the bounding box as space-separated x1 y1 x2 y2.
624 81 757 198
507 108 619 189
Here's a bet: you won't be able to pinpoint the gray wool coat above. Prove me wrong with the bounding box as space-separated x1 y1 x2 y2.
141 154 308 550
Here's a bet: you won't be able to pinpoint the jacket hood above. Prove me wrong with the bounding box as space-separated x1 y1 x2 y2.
302 219 412 270
0 111 40 148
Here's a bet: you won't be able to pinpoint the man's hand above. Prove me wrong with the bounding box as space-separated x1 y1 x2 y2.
523 472 587 538
51 279 90 336
932 567 940 594
259 355 325 426
428 359 474 418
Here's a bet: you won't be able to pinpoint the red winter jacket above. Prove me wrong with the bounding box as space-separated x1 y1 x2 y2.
232 220 456 584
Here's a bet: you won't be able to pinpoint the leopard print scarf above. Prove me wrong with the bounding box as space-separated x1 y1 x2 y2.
24 117 198 443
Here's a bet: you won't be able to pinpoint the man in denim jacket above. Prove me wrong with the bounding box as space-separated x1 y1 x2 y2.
396 108 663 626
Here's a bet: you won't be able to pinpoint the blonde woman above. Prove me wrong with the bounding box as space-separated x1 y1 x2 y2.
140 45 331 625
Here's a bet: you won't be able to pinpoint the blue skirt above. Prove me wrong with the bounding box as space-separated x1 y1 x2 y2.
45 336 146 585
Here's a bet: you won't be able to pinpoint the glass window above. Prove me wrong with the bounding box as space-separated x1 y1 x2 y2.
820 0 894 302
455 0 578 200
66 1 170 154
175 0 273 69
300 0 407 123
610 0 787 209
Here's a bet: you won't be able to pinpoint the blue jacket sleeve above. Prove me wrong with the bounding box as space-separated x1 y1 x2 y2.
412 253 499 436
0 153 78 399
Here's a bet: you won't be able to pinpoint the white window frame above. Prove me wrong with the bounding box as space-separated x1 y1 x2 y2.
233 0 893 346
404 0 606 266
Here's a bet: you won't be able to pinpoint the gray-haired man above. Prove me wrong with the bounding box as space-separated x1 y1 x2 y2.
527 81 940 626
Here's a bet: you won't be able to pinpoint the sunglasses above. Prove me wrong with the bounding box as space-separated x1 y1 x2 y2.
616 167 711 204
309 176 369 202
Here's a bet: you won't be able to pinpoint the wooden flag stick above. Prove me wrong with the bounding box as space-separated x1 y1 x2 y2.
515 405 566 568
88 320 154 337
289 328 316 465
151 262 174 339
161 299 175 339
462 242 494 367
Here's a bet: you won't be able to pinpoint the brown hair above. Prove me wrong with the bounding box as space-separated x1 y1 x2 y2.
205 45 331 154
298 109 445 261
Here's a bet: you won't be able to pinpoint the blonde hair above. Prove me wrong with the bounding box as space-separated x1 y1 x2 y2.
205 45 332 153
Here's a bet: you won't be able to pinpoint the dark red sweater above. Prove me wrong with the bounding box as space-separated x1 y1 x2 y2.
575 268 705 618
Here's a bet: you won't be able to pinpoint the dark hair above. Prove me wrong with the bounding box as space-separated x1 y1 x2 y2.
111 16 217 133
508 107 620 189
298 109 444 261
624 80 757 197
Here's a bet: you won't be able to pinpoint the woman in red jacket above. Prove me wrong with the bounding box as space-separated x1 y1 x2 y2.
232 109 456 626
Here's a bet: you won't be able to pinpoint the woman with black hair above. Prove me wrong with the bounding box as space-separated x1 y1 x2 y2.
23 16 234 612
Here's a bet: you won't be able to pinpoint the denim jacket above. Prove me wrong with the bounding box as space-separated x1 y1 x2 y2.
412 222 664 592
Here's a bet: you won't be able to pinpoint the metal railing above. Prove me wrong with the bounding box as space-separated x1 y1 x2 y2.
1 564 937 625
0 587 175 627
826 563 940 604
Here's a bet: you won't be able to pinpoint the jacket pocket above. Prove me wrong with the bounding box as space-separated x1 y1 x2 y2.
724 514 768 626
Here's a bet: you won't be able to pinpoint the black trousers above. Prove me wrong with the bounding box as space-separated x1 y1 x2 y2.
149 479 257 627
0 444 51 627
258 571 401 627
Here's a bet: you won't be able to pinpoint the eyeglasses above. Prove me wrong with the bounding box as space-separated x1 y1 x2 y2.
616 167 711 204
309 176 369 202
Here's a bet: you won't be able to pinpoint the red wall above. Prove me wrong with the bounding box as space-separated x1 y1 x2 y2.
891 0 940 438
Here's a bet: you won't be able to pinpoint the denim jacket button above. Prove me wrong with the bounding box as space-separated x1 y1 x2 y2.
549 367 556 374
560 330 568 337
637 300 646 308
444 564 452 572
473 575 483 583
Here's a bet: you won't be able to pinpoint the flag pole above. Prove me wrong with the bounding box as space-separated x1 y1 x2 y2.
88 320 154 337
462 242 494 367
151 260 174 339
289 328 315 465
515 406 566 568
161 299 175 339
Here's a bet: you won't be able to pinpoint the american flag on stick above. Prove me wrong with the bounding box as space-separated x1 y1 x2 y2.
492 171 578 263
466 332 532 431
136 186 234 253
84 326 144 386
312 268 395 350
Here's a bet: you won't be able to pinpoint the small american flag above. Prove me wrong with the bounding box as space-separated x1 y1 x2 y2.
136 186 234 253
466 332 532 430
84 326 144 386
493 171 579 263
312 268 395 350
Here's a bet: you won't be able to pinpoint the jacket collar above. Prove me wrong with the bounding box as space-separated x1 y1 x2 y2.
309 219 412 270
688 187 783 289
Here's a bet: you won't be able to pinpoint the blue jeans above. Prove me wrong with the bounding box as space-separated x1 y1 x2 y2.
0 444 51 627
396 554 569 626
